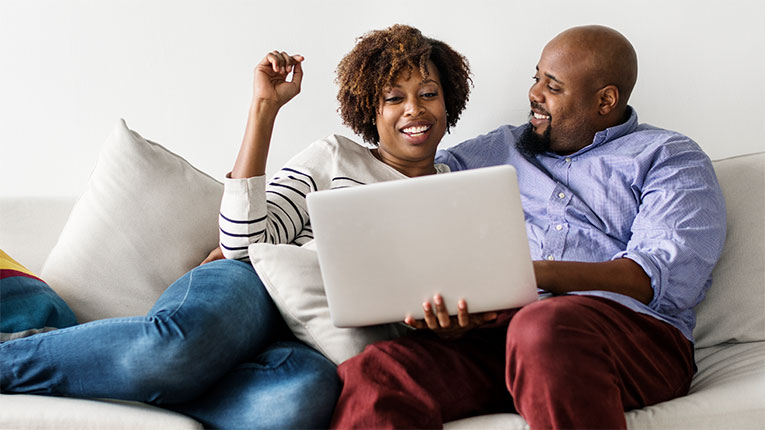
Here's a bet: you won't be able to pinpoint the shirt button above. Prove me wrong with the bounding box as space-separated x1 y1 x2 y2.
555 224 563 231
547 255 555 261
558 192 566 199
565 157 572 163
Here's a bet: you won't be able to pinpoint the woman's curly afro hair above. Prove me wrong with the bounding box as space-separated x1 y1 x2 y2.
335 24 472 146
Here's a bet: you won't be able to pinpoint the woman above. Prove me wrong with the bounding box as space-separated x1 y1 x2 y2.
1 24 472 429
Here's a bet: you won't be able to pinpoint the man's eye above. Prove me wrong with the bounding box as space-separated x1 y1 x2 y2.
547 85 560 93
532 76 540 83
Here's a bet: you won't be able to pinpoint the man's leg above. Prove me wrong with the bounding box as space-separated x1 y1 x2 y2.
1 259 285 404
170 340 341 429
331 325 514 429
505 295 694 430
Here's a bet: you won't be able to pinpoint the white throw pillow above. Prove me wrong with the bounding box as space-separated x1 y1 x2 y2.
693 152 765 347
41 119 223 322
248 241 406 364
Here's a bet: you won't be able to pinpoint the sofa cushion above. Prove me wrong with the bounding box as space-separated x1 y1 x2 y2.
40 119 223 322
0 249 76 340
693 152 765 347
0 394 202 430
248 241 405 365
444 342 765 430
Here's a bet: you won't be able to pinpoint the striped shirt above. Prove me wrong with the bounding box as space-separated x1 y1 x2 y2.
435 107 726 342
219 134 450 260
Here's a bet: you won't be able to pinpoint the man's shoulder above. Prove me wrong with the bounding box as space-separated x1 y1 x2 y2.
620 122 705 159
436 124 529 169
617 122 715 179
455 123 527 148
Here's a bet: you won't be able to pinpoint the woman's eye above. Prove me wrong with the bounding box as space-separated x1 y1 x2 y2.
421 92 438 98
384 96 402 102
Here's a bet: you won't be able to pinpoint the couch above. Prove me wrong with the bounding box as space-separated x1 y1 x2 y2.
1 121 763 429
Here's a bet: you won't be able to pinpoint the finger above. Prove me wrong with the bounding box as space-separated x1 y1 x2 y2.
404 315 423 329
284 53 304 67
266 51 284 73
290 61 304 89
280 51 292 73
457 298 470 327
483 311 498 322
433 294 451 328
469 311 499 327
423 301 438 329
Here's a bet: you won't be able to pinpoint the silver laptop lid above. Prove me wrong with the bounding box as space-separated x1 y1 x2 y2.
306 165 537 327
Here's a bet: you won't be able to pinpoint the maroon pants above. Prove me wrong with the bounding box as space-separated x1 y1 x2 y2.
330 295 695 429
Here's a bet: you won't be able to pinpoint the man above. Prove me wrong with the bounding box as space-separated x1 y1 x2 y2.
329 25 726 429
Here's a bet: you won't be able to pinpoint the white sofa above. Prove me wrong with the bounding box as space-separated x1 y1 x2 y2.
1 147 764 429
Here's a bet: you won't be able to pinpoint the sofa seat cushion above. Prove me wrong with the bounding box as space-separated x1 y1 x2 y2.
0 394 201 429
445 342 765 429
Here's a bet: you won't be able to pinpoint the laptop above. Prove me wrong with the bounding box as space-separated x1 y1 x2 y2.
305 165 538 328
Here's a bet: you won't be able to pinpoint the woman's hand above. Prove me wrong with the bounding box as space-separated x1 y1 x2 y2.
199 246 224 266
403 294 498 340
252 51 304 110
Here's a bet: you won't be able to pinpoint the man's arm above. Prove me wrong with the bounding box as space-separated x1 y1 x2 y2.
533 258 652 304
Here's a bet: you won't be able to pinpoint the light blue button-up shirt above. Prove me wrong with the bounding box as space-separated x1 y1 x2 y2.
436 108 726 342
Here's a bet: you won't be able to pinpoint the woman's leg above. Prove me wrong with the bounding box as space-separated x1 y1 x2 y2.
1 259 286 404
170 341 341 429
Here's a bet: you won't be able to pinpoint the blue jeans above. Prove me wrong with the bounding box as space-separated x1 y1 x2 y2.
1 259 341 429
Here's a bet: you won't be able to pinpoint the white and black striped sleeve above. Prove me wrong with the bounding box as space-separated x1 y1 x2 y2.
218 167 317 259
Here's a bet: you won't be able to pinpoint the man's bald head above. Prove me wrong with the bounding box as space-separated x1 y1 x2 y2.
519 25 639 156
546 25 638 108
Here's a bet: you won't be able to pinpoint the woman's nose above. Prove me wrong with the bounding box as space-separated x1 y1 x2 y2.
404 98 424 116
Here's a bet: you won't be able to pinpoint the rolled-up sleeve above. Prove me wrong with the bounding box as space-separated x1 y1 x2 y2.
614 139 726 317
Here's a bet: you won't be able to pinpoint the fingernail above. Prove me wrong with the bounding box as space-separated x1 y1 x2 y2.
434 295 442 305
458 299 466 309
423 301 431 311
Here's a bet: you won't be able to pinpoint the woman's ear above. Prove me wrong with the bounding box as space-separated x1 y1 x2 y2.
598 85 619 115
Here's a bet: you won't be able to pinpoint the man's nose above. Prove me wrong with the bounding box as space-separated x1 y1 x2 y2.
529 82 544 103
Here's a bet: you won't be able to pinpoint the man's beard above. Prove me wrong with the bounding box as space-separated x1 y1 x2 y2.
517 120 552 156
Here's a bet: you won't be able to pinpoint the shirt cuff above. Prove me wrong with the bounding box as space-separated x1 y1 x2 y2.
612 250 665 310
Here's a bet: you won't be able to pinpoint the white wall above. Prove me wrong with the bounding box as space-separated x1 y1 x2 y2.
1 0 763 198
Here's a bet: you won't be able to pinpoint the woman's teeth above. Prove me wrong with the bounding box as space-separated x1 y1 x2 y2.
402 125 430 136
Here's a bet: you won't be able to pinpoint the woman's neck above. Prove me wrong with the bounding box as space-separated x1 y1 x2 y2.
371 148 437 177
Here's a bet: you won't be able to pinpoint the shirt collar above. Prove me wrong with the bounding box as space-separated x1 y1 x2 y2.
592 106 638 147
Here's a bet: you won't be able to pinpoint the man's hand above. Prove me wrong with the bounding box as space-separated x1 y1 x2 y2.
404 294 498 340
200 246 224 266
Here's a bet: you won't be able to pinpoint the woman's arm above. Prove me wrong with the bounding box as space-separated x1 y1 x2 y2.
218 52 306 259
231 51 304 178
